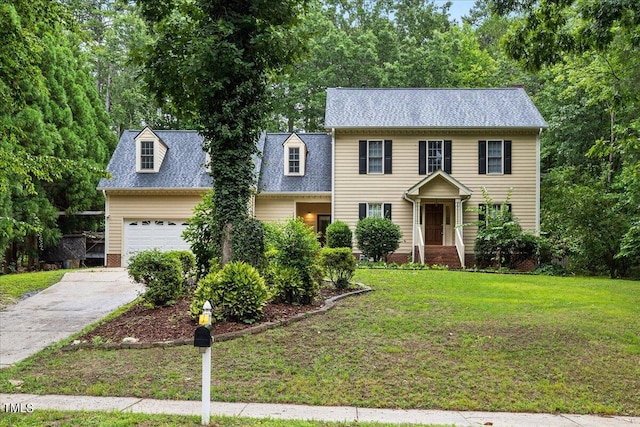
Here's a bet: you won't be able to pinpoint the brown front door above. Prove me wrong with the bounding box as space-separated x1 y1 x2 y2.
425 204 443 245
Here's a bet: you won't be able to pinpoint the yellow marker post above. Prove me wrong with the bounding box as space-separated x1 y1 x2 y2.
198 313 210 326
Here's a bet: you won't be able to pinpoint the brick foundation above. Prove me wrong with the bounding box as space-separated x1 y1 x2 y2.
106 254 121 267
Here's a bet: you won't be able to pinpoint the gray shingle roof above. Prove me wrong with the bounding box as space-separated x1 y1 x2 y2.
324 87 548 129
258 133 332 193
97 130 212 190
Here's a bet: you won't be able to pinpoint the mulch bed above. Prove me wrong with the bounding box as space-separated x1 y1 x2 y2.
79 286 352 345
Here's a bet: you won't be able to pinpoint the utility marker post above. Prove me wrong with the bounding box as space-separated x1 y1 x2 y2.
194 301 213 425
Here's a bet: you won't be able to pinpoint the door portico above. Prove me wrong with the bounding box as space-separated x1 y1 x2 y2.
404 170 472 266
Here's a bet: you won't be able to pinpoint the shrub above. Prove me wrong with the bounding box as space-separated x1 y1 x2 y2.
326 220 352 249
355 217 402 262
128 249 183 307
232 217 264 269
319 247 356 289
183 189 219 278
190 261 269 323
265 218 321 304
166 250 196 282
266 264 308 304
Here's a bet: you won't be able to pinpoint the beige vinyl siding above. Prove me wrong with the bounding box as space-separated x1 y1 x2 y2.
105 192 204 255
333 131 539 257
255 195 331 228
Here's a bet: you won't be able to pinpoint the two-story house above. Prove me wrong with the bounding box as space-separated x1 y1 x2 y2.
98 87 546 267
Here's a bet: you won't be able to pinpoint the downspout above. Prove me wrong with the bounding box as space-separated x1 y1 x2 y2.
403 192 416 262
331 128 336 222
102 190 108 267
536 128 542 236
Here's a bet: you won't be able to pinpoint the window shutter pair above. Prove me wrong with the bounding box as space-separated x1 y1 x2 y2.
418 140 452 175
358 203 392 220
359 140 392 174
478 140 511 174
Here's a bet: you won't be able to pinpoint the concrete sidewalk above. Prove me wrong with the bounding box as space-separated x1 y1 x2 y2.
0 268 143 368
1 393 639 426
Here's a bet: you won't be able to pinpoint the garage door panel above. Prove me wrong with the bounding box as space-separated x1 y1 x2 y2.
124 219 190 266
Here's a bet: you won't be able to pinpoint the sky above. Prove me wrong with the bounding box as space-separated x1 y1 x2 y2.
434 0 476 23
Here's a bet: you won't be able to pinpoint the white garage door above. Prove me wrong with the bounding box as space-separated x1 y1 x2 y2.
123 220 191 266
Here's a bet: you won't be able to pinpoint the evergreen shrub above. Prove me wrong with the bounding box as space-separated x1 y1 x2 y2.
189 261 268 323
326 220 352 248
128 249 183 307
355 217 402 262
319 247 356 289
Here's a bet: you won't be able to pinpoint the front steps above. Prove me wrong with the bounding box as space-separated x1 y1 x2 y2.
420 246 462 269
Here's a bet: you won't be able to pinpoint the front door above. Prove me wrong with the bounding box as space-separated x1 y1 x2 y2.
424 204 443 245
317 214 331 246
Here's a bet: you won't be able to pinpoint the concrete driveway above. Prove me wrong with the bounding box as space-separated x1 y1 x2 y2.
0 268 143 369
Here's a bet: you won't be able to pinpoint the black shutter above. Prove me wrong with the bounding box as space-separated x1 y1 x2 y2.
504 140 512 174
444 140 452 174
478 140 486 175
383 203 392 220
359 140 367 174
359 203 367 220
418 140 427 175
384 140 392 174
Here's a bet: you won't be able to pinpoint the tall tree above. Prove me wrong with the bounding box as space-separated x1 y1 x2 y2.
1 0 113 268
136 0 308 263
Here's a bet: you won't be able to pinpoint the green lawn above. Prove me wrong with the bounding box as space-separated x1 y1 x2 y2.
0 410 448 427
0 270 68 308
1 270 638 416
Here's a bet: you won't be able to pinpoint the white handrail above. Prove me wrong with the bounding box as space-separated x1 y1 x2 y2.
416 223 425 264
455 227 465 268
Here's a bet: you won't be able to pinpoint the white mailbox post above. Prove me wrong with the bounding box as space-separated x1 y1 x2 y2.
193 301 212 425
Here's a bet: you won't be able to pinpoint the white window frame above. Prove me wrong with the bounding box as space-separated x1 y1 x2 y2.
283 135 306 176
368 203 383 218
487 140 504 174
367 140 384 174
288 147 300 174
427 140 443 173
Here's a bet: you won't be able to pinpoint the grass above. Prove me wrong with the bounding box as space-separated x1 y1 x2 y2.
1 270 638 416
0 410 451 427
0 270 68 309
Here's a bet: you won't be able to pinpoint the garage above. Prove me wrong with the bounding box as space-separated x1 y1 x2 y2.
123 220 191 266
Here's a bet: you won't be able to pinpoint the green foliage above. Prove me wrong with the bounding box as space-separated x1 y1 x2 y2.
231 217 265 269
468 188 539 270
264 218 321 304
319 247 356 290
617 220 640 264
183 190 219 278
128 249 183 307
326 220 352 249
190 261 269 324
355 217 402 262
264 264 307 305
136 0 308 263
165 250 196 284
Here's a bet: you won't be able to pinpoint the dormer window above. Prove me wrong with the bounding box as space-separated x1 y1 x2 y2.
140 141 154 170
135 127 168 173
283 133 306 176
288 147 300 174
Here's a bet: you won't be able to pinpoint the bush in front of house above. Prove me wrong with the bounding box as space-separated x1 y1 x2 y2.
190 261 269 323
128 249 183 307
264 218 321 304
319 247 356 290
265 264 307 304
326 220 353 249
182 189 219 278
166 250 196 285
355 217 402 262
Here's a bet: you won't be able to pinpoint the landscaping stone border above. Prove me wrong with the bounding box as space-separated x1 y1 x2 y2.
62 283 371 352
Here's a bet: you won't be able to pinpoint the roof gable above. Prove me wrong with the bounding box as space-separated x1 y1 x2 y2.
405 170 472 198
98 130 212 190
325 87 548 129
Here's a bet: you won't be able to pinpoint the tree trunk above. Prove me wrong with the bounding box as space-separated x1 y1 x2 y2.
221 222 233 265
105 62 113 113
